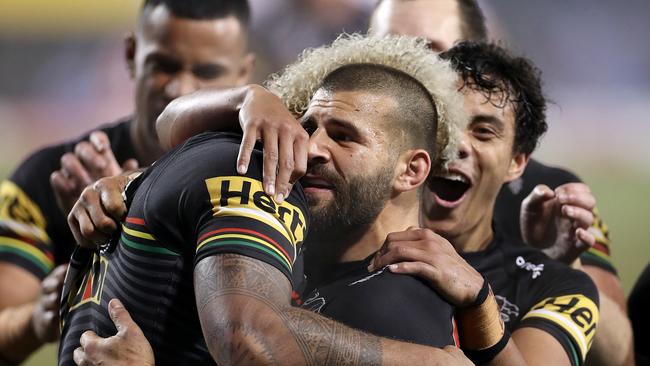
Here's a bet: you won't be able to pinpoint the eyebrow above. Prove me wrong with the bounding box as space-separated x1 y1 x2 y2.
301 115 365 142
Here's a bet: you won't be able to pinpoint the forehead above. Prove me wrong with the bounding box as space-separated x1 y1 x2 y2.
138 5 246 60
370 0 462 51
304 88 398 130
462 86 516 130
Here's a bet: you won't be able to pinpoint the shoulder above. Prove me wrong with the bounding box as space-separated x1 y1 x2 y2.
522 159 583 188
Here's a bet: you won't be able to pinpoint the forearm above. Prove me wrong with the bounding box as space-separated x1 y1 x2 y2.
0 302 41 364
584 294 634 366
156 85 252 150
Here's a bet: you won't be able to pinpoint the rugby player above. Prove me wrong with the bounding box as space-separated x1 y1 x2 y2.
369 1 633 364
371 42 600 365
62 35 472 366
0 0 254 362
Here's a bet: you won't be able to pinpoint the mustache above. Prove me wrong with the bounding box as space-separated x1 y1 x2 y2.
305 165 344 189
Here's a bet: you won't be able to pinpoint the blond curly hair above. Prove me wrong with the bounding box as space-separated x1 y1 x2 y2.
266 33 466 167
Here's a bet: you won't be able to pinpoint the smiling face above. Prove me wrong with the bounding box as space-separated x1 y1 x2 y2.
421 85 528 241
300 88 399 236
130 5 254 152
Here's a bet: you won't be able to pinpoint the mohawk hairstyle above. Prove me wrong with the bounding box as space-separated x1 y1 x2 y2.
142 0 250 24
440 41 547 155
266 33 466 167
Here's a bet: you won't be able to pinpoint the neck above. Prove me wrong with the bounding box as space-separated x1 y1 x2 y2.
131 115 164 166
447 212 494 253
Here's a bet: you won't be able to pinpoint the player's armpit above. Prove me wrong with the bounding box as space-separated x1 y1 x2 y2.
194 254 472 366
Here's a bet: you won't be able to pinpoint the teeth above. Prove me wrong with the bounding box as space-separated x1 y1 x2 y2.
435 173 469 184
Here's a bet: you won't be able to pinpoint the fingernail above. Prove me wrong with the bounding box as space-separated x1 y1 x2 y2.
367 262 375 272
388 264 398 271
566 207 574 216
267 183 275 196
237 164 247 174
558 193 567 202
275 193 284 203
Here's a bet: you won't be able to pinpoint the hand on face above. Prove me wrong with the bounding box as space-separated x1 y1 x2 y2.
67 173 136 249
520 183 596 263
368 227 484 307
73 299 154 366
237 85 309 203
31 264 67 343
51 131 138 215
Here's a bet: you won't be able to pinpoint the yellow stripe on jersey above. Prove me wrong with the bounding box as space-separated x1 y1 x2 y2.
0 235 54 271
197 233 292 270
0 180 50 242
121 224 155 241
522 294 599 361
205 176 307 246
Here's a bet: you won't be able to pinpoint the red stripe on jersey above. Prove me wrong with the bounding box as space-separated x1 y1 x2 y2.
126 217 146 226
198 227 291 262
452 317 460 347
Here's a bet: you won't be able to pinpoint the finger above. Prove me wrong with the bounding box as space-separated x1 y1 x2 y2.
562 206 594 229
289 133 308 185
42 265 67 293
523 184 555 211
73 347 89 366
61 153 93 187
89 131 110 153
275 135 294 203
121 159 139 171
108 299 135 335
555 182 592 196
50 171 77 196
99 183 128 222
76 206 110 246
387 261 441 283
237 128 258 175
383 228 432 246
75 142 108 175
79 330 101 350
84 195 118 235
576 228 596 249
556 191 596 210
262 129 279 196
373 245 435 270
68 211 94 248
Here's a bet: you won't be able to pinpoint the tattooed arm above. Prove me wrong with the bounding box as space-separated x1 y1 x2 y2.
195 254 471 366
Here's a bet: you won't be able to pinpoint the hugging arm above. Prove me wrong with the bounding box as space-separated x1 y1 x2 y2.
195 254 470 366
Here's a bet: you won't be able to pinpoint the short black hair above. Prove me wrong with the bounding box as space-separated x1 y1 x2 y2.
142 0 250 25
322 63 438 157
440 42 547 155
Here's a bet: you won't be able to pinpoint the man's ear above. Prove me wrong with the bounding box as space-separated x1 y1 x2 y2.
124 33 136 79
504 152 529 183
393 149 431 194
237 53 256 85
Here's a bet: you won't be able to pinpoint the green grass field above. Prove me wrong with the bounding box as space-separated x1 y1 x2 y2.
7 165 649 365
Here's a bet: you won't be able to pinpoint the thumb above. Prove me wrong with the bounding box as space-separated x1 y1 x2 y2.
108 299 134 334
122 159 139 171
523 184 554 212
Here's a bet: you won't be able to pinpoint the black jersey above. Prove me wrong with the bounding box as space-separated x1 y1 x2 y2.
301 255 456 348
495 158 615 273
58 132 309 366
462 226 600 366
628 263 650 364
0 118 136 279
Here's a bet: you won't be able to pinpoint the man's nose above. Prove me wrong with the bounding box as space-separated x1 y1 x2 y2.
165 71 199 99
307 129 331 166
457 135 471 160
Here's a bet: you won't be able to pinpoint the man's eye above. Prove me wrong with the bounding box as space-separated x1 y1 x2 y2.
150 59 179 74
473 127 495 140
331 132 353 142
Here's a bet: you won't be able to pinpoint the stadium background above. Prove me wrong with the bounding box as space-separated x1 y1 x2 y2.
0 0 647 364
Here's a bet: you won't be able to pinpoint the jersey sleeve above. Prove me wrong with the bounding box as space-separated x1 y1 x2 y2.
0 147 62 279
162 134 309 282
518 264 599 366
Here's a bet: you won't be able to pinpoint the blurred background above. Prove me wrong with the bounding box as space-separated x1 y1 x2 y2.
0 0 647 364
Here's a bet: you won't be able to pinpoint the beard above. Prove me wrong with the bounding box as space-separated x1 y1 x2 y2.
305 162 395 239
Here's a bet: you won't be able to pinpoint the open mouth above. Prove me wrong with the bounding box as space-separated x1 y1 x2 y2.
428 173 471 207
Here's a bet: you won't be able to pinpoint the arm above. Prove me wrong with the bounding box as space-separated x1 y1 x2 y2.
156 85 309 202
0 263 66 364
195 254 471 366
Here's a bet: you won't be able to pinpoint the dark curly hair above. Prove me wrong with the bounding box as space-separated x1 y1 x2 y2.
440 42 547 155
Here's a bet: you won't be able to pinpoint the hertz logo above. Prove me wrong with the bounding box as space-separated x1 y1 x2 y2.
523 294 599 362
205 176 307 246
